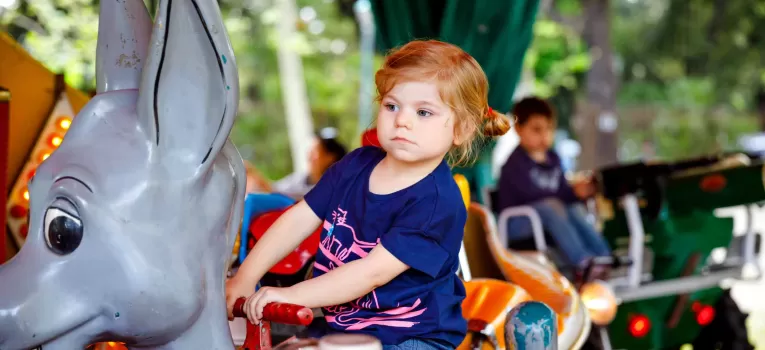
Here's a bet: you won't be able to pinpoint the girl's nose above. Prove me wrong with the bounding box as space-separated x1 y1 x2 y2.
394 109 413 129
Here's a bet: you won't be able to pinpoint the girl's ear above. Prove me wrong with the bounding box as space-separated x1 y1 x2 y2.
453 119 476 146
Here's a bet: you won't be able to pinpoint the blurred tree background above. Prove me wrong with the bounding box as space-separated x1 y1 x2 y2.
2 0 765 177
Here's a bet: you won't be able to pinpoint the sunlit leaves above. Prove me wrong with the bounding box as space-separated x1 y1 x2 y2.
523 19 590 99
7 0 99 88
226 0 366 179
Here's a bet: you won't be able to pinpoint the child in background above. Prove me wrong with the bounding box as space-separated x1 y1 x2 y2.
226 40 511 349
497 97 611 284
247 128 348 200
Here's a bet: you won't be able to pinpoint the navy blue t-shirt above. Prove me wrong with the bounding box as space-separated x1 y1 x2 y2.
303 146 467 347
497 147 579 211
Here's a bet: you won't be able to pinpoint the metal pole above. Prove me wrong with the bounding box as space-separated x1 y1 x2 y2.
354 0 375 133
622 194 645 288
276 0 314 175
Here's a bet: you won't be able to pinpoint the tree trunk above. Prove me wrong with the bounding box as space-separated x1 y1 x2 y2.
580 0 618 170
756 88 765 131
275 0 315 175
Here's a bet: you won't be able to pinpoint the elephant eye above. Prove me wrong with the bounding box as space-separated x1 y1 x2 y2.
44 206 83 255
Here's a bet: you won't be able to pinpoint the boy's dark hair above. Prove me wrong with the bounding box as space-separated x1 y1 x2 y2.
511 97 556 126
316 127 348 161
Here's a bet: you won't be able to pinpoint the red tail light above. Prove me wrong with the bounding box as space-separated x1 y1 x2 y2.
628 314 651 338
700 174 726 192
692 302 715 326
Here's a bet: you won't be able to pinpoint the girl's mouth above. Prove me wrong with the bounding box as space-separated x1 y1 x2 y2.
392 137 414 144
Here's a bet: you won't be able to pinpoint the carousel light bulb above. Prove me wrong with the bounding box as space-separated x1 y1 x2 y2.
580 280 618 326
50 135 63 147
58 117 72 130
22 190 29 201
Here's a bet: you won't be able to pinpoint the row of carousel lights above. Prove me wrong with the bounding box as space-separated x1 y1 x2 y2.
7 116 71 238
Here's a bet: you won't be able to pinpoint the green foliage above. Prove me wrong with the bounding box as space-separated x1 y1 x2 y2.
8 0 765 175
225 0 376 179
613 0 765 161
524 19 590 99
4 0 100 89
4 0 372 180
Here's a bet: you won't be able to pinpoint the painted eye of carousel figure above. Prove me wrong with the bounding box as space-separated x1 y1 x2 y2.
43 200 84 255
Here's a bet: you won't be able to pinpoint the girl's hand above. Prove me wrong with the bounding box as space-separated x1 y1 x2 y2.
225 276 258 321
243 286 295 325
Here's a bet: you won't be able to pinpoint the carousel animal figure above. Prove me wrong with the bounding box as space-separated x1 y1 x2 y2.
0 0 245 348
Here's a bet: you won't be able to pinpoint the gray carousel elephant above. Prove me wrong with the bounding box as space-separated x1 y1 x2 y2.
0 0 244 348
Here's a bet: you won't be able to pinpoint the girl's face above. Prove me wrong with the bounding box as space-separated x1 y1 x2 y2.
376 81 458 165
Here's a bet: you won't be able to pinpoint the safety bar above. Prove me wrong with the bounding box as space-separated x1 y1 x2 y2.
233 297 313 326
497 206 548 252
233 297 313 350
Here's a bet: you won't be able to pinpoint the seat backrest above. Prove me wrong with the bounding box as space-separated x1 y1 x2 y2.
239 193 296 264
463 204 505 280
248 207 321 275
360 128 381 147
471 202 575 315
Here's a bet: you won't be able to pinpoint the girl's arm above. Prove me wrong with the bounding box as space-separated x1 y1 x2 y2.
286 245 408 308
234 200 321 289
244 245 408 323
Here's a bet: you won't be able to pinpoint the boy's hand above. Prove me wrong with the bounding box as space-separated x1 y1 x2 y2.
243 286 296 325
572 179 596 199
225 276 258 320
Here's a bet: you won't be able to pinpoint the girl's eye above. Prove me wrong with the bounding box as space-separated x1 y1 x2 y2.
417 109 433 117
384 104 398 112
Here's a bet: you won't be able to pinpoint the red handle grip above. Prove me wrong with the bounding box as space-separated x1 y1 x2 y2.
233 297 313 326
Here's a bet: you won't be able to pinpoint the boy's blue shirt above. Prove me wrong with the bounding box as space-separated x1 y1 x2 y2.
497 146 579 211
303 146 467 346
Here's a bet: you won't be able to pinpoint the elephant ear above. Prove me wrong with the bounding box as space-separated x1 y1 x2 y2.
95 0 152 93
136 0 239 178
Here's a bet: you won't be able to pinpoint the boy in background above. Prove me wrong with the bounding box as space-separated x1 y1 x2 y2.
497 97 611 284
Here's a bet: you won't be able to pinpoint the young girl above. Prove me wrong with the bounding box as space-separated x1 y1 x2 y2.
226 40 511 349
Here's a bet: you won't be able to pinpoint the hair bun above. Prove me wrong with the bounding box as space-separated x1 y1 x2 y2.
483 108 512 137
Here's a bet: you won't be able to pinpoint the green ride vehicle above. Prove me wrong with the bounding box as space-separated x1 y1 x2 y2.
591 152 762 349
483 151 762 349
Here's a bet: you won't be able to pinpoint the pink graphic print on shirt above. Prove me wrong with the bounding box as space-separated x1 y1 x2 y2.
313 207 427 330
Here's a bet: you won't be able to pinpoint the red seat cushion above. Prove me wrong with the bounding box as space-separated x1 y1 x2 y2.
249 206 321 275
361 128 381 147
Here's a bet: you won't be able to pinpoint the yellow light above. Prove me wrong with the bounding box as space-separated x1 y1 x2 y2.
41 153 50 162
580 280 618 326
22 190 29 201
50 135 63 147
58 117 72 130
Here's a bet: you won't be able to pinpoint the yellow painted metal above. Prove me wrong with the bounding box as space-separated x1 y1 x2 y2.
0 33 90 190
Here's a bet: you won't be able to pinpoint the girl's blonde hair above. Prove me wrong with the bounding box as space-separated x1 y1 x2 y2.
374 40 511 166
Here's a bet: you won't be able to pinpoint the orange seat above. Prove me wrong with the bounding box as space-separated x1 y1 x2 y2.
462 203 574 316
458 279 530 349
